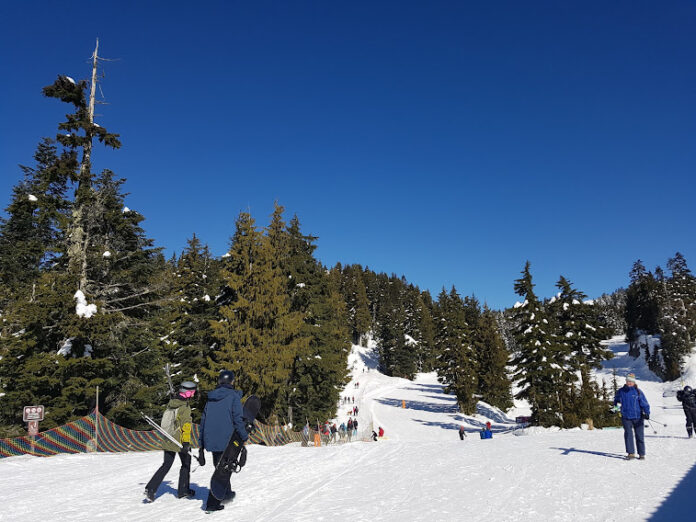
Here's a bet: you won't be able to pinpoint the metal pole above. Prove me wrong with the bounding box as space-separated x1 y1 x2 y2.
94 386 100 451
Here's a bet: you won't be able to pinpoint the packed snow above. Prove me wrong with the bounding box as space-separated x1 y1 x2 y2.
2 337 696 520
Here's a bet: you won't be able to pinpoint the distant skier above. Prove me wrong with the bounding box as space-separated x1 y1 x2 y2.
199 370 249 512
372 430 378 441
144 380 197 502
458 425 467 440
378 426 384 438
676 385 696 438
613 373 650 460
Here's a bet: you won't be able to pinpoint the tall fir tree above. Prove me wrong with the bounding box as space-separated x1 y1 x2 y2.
434 287 478 414
208 211 309 420
510 262 564 427
474 306 513 411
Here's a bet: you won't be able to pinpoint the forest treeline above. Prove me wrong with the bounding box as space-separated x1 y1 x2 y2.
1 67 695 436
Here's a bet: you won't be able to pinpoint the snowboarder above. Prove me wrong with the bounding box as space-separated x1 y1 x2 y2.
676 385 696 438
372 430 378 441
144 380 197 502
199 370 249 512
458 425 467 440
613 372 650 460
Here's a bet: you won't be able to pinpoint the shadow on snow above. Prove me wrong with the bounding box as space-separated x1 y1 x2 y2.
551 447 626 460
649 460 696 520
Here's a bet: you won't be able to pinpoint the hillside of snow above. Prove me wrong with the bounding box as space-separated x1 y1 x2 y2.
2 337 696 521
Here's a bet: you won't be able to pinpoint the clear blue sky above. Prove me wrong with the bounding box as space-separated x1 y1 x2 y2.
1 1 695 309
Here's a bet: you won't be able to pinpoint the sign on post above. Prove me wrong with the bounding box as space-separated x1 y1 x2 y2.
27 420 39 436
23 406 45 422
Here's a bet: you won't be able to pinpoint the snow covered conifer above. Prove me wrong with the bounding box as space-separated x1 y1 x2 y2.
510 262 564 427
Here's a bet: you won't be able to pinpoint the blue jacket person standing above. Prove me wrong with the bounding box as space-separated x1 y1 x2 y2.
613 373 650 460
199 370 249 512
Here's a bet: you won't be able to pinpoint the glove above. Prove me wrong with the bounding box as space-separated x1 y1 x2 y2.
642 413 649 420
245 422 255 434
198 447 206 466
182 442 190 453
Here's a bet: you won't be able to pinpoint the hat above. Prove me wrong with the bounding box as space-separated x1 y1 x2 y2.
626 373 636 383
179 380 197 392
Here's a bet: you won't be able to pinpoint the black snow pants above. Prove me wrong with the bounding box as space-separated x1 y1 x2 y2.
205 451 231 510
685 407 696 436
146 449 191 497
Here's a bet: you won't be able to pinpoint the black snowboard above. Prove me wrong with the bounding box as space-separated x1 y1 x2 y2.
209 395 260 501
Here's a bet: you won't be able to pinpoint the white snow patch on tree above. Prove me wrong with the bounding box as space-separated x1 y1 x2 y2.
65 76 75 84
203 294 211 302
122 207 131 213
28 194 38 202
74 290 97 318
57 338 75 356
102 251 111 258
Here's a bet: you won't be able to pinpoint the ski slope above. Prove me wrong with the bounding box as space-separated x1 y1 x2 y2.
2 337 695 521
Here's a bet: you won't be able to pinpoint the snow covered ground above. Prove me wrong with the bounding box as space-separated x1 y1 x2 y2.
2 337 695 521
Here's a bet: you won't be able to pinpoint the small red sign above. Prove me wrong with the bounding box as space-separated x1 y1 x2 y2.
27 420 39 436
23 406 45 422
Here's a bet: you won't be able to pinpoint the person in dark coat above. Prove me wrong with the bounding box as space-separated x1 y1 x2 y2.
458 425 467 440
676 385 696 438
613 372 650 459
199 370 249 512
145 380 197 502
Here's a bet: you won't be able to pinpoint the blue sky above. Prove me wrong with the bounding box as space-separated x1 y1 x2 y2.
1 1 694 309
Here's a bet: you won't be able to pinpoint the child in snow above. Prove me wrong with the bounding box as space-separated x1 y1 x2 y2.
480 421 493 440
144 380 197 502
613 372 650 460
676 385 696 438
458 425 467 440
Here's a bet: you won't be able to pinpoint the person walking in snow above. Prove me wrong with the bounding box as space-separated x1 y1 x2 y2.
613 372 650 460
144 380 197 502
199 370 249 512
378 426 384 438
458 425 467 440
676 385 696 438
353 418 359 437
347 418 354 441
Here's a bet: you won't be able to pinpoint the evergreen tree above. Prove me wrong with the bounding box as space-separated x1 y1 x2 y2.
658 253 696 380
208 212 309 420
434 287 478 414
282 213 350 425
510 262 564 427
625 260 660 356
474 306 513 411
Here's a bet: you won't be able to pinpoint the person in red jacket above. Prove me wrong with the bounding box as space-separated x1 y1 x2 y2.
378 426 384 438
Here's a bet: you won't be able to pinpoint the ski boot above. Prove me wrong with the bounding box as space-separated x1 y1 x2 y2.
638 455 645 460
144 488 155 502
626 453 636 460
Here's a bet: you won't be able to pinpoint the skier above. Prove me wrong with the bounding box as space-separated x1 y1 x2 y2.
378 426 384 438
676 385 696 438
199 370 249 512
458 425 467 440
144 380 197 502
371 430 378 441
613 372 650 460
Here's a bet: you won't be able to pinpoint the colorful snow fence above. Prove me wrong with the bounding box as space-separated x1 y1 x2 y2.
0 412 325 458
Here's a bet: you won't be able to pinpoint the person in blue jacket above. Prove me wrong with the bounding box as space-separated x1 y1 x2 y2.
199 369 249 512
613 373 650 460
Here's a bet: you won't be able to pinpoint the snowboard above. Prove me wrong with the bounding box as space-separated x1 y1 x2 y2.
209 395 260 501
